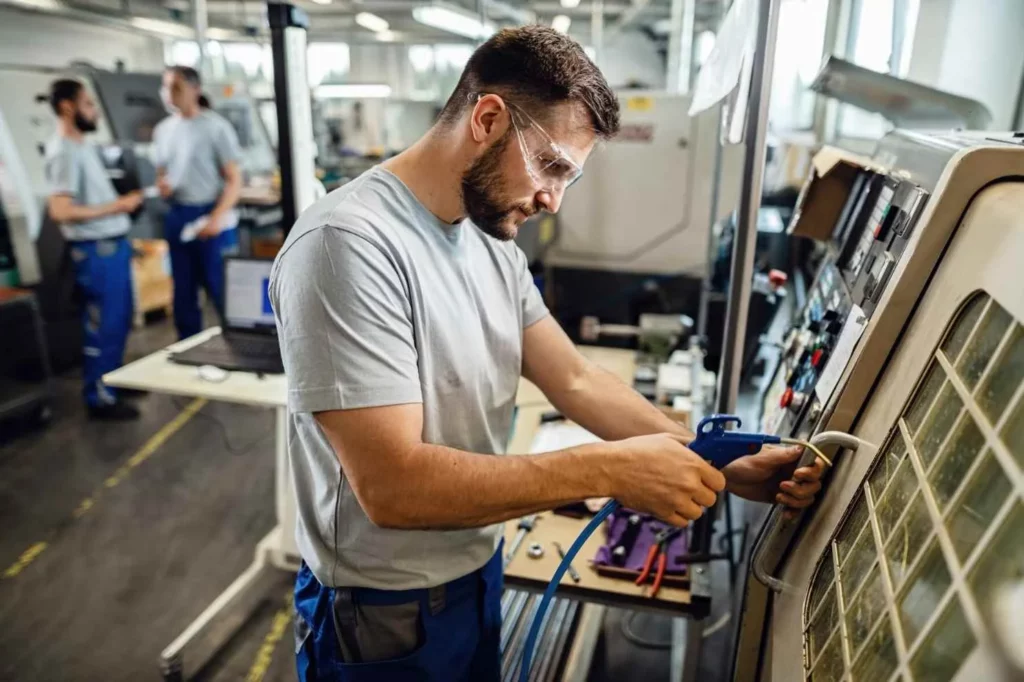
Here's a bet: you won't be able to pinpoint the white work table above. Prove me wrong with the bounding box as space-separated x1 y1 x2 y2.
107 327 286 407
106 327 293 681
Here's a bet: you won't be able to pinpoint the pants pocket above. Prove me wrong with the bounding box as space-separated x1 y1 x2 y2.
332 590 425 666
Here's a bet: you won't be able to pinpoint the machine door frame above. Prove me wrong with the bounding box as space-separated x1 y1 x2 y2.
764 179 1024 682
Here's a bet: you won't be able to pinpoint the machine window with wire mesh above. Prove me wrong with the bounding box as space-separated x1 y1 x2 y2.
801 291 1023 682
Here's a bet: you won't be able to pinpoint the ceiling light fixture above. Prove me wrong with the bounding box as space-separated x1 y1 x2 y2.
412 4 495 40
377 30 397 42
551 14 571 33
310 0 332 5
315 83 393 99
129 17 193 39
8 0 62 11
355 11 389 32
206 27 239 41
559 0 581 8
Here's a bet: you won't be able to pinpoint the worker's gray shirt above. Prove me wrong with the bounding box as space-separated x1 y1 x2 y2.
269 167 549 590
43 135 130 242
153 110 241 206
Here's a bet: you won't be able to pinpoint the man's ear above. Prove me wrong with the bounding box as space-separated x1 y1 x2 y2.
469 93 508 144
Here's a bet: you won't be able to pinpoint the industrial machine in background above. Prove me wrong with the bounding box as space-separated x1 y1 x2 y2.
731 129 1024 682
538 92 743 343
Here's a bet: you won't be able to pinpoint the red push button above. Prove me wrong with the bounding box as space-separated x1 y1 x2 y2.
780 387 794 408
812 349 824 367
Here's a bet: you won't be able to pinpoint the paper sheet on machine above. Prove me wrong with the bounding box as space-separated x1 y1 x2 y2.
688 0 757 117
814 305 868 405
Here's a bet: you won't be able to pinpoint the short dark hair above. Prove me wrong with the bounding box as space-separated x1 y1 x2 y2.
439 26 619 139
168 65 201 87
48 78 84 115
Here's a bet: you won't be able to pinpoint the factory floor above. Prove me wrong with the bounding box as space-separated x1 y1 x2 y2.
0 313 752 682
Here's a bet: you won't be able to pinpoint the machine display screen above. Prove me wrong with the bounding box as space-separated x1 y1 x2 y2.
91 71 167 144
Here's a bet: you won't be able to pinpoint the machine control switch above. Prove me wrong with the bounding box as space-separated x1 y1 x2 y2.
790 392 807 411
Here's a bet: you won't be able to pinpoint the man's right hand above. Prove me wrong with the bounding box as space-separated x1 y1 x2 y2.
606 433 726 527
115 190 144 214
156 176 174 199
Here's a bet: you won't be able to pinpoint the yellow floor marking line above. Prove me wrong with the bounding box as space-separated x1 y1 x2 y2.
2 398 207 580
2 542 48 579
246 593 294 682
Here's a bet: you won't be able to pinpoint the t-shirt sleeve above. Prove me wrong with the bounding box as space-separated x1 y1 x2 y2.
213 118 242 167
270 226 422 413
515 245 549 329
44 146 78 198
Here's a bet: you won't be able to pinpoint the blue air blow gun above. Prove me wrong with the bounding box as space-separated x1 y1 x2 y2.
517 415 783 682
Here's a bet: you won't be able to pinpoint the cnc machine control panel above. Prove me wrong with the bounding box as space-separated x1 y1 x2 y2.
760 171 929 439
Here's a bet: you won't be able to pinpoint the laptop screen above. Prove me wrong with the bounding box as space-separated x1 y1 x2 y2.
225 258 276 331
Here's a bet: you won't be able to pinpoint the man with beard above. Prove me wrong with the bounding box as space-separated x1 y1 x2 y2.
44 78 144 420
271 27 825 681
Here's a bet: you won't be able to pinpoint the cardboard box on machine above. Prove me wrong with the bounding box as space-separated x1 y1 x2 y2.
787 146 889 242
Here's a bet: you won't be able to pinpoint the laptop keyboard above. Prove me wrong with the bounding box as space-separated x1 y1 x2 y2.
226 335 280 358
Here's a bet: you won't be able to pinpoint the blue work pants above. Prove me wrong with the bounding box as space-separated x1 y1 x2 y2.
69 237 133 407
293 547 504 682
164 202 238 340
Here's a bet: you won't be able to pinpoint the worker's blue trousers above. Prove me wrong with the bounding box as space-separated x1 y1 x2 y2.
69 237 133 408
293 547 504 682
164 202 238 340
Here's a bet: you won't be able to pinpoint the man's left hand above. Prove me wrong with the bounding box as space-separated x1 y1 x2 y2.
722 445 826 518
198 212 222 240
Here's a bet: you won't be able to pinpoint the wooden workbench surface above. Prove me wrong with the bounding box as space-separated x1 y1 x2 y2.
502 511 695 614
507 346 701 615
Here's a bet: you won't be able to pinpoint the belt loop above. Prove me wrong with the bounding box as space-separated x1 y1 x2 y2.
428 584 446 616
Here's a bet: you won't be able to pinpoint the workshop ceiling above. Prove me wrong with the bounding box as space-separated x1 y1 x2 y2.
55 0 727 45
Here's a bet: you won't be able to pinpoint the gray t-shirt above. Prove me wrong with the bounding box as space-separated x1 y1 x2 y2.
43 135 130 242
269 167 549 590
153 110 241 206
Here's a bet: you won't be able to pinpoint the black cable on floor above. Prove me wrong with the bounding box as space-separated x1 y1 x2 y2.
170 395 272 455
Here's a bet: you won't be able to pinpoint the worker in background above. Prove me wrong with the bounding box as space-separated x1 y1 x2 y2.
44 79 144 421
271 27 825 682
154 65 242 340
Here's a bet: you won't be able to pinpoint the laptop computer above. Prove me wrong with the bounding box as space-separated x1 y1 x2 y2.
169 256 284 374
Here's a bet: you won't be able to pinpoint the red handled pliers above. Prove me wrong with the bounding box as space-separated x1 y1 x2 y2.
635 527 682 598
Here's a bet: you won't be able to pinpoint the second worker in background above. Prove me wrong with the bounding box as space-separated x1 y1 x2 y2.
155 65 243 340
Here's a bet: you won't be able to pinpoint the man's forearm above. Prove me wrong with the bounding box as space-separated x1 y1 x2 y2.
355 441 617 530
211 173 240 219
548 363 694 443
50 198 122 223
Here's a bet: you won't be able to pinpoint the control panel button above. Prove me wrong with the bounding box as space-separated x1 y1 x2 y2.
812 349 824 367
780 387 794 408
768 269 788 287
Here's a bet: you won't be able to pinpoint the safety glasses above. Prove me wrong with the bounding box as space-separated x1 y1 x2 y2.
474 94 584 193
